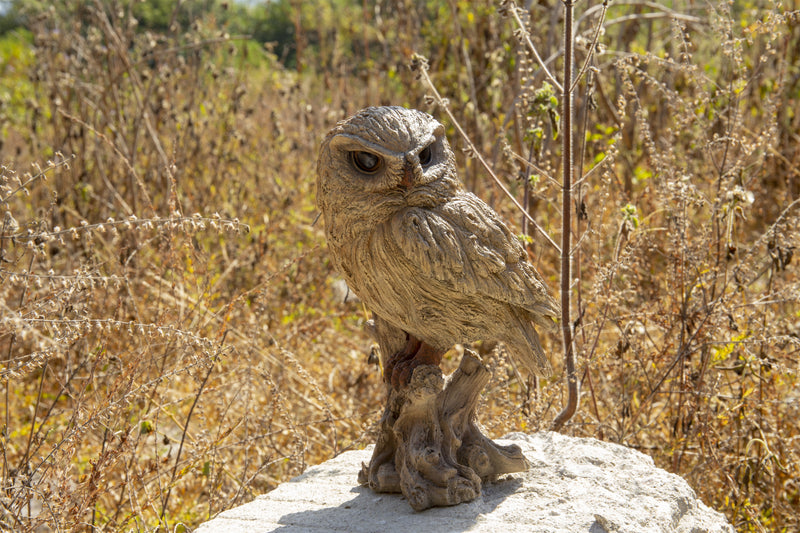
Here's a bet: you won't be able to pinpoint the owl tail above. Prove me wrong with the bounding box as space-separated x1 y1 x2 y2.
530 303 560 333
509 314 553 378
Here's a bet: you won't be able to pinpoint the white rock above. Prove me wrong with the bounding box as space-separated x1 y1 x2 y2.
196 432 733 533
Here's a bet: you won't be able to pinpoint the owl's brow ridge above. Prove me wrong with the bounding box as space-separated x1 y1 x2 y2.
329 133 407 160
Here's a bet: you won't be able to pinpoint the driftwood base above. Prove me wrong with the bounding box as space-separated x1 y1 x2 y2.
358 349 530 511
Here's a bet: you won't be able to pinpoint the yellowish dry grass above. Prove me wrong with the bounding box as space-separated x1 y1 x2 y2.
0 1 798 531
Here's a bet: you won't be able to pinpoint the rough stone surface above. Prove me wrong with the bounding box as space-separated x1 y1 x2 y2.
196 432 734 533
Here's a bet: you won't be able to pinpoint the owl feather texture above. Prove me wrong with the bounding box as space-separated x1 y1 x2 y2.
317 106 558 385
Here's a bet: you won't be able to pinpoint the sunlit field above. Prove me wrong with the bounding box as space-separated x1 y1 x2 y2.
0 1 798 531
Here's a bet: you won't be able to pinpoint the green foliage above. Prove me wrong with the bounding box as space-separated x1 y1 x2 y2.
0 2 21 35
0 29 33 127
131 0 178 32
620 203 639 229
233 0 296 65
530 81 560 139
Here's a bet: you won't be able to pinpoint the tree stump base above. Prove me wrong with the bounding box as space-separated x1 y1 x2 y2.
358 349 530 511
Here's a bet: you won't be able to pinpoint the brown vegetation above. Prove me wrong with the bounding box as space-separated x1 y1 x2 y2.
0 0 798 531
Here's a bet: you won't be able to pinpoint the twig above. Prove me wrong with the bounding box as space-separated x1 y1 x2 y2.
160 332 229 527
0 156 72 205
570 0 609 94
577 0 704 27
56 109 156 217
12 254 37 478
551 0 580 432
414 58 560 254
572 152 610 188
506 150 558 186
628 197 800 427
507 4 564 93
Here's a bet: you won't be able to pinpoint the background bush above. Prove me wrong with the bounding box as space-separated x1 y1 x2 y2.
0 0 797 531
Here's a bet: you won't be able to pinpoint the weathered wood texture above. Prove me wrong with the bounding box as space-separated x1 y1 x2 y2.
359 318 528 511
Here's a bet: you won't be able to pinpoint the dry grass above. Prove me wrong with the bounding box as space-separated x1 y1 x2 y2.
0 1 798 531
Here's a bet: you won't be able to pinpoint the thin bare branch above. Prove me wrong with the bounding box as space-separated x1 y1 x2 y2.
577 0 704 26
552 0 580 432
508 5 564 93
570 0 609 94
506 150 559 186
415 58 561 254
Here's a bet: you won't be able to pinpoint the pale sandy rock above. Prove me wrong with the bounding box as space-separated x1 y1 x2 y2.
196 431 734 533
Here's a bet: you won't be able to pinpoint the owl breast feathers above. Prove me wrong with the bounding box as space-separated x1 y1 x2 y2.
316 106 558 377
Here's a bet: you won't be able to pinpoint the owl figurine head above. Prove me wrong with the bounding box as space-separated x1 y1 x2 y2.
316 106 460 244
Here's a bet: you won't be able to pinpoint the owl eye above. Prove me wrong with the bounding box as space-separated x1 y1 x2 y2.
351 151 382 174
419 145 433 167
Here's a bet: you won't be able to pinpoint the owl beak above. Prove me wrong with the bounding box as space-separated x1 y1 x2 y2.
400 163 414 190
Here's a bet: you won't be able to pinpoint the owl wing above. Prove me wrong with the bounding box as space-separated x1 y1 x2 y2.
390 192 558 328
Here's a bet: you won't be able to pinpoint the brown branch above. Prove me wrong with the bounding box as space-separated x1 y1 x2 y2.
552 0 580 432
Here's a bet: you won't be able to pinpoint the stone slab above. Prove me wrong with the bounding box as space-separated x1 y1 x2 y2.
196 432 734 533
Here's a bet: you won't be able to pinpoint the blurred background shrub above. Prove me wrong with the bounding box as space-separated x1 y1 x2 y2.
0 0 797 531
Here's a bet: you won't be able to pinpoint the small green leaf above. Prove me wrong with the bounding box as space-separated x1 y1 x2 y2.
621 203 639 229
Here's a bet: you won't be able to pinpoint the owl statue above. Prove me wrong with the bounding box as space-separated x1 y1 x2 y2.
317 106 558 387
